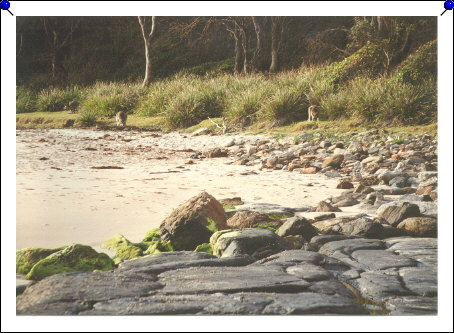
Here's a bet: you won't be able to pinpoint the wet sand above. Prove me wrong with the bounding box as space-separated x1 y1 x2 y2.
16 129 355 252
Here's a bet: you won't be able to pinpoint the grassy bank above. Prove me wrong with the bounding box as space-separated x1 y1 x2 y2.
16 111 437 139
17 40 437 132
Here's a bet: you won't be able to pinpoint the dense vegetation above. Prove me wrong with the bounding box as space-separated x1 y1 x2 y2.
16 16 437 128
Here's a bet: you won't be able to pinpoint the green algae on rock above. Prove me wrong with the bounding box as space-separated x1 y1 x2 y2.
101 234 132 250
142 228 161 242
145 240 174 256
112 245 143 265
102 234 146 264
16 247 67 275
26 244 115 281
194 243 213 255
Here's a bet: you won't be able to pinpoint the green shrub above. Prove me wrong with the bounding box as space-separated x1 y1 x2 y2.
257 87 308 126
225 84 273 127
81 82 144 118
36 86 83 112
16 87 37 113
324 41 388 85
78 109 98 127
347 77 436 125
165 84 225 128
391 40 437 84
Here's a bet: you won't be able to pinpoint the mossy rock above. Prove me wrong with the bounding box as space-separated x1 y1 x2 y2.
133 241 153 251
16 246 67 275
194 243 213 255
142 228 161 242
145 240 174 255
26 244 116 281
112 245 143 265
101 234 132 251
102 234 150 264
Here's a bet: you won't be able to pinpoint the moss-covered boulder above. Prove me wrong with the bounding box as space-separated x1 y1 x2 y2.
26 244 115 281
142 228 161 242
102 234 132 250
16 247 66 275
194 243 213 255
112 245 143 265
102 234 144 264
159 192 229 251
144 240 174 255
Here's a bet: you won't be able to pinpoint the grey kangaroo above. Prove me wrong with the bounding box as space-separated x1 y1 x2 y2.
307 105 320 121
116 111 127 127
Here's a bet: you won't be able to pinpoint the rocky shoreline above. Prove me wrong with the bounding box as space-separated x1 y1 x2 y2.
16 128 438 315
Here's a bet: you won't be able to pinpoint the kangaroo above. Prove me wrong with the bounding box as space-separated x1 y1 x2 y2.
64 101 79 113
116 111 127 127
307 105 320 122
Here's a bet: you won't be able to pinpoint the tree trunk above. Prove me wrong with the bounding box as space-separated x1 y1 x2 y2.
251 17 265 72
51 31 66 83
269 18 280 73
143 40 152 87
138 17 158 87
233 32 243 74
239 27 250 74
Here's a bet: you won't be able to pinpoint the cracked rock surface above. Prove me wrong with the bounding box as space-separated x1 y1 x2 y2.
17 237 437 315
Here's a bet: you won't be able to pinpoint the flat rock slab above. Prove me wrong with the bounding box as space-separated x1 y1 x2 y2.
355 271 412 299
383 296 437 315
253 250 324 267
118 252 253 275
286 264 333 281
158 266 311 294
385 238 437 267
399 267 437 297
306 280 355 299
351 250 417 270
261 292 366 315
318 239 385 256
119 252 216 270
83 293 270 315
83 292 365 315
304 235 362 252
16 271 163 315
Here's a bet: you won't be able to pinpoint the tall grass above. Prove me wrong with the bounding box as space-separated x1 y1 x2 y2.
16 86 37 113
35 86 84 112
80 82 145 118
16 44 437 128
165 83 226 128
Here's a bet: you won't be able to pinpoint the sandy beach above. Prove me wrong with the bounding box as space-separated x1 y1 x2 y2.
16 129 356 252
